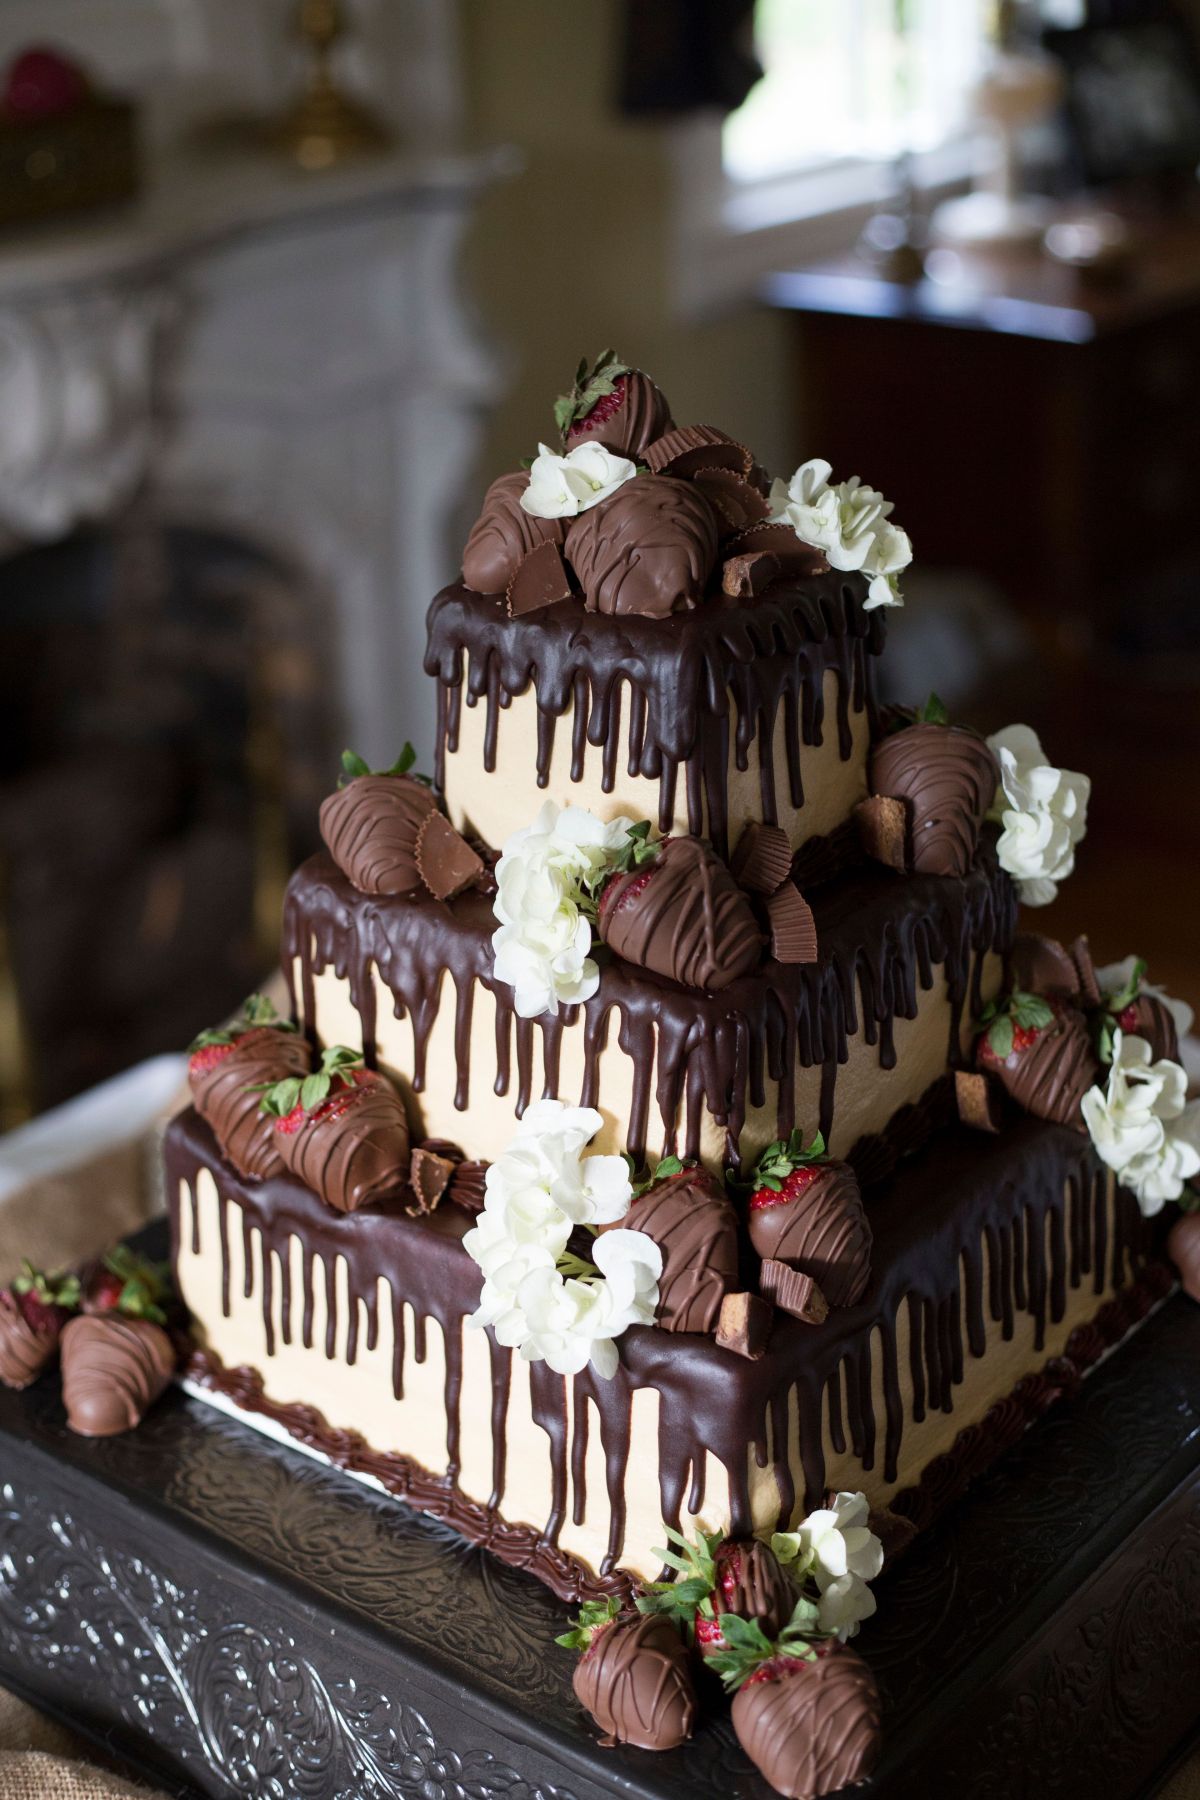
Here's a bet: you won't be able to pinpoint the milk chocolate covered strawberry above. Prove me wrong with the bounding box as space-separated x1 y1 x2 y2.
0 1261 80 1389
462 470 568 594
867 697 999 879
598 828 762 990
746 1133 872 1309
558 1599 696 1751
558 350 673 461
257 1045 410 1214
729 1639 882 1800
188 993 310 1181
60 1313 175 1437
622 1159 738 1333
975 992 1096 1130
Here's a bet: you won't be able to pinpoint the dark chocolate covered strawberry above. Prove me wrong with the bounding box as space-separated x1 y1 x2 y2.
746 1132 872 1309
557 350 673 461
597 827 763 990
975 992 1096 1130
0 1261 80 1390
1095 956 1184 1065
729 1639 882 1800
622 1158 738 1333
319 746 479 901
257 1045 410 1214
60 1312 175 1438
867 696 999 879
641 1525 797 1658
188 993 310 1181
558 1598 696 1751
462 470 567 594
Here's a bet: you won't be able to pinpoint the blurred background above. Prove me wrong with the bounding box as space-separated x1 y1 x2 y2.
0 0 1198 1124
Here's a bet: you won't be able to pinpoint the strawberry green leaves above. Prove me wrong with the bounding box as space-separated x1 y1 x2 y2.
748 1129 827 1195
704 1597 825 1693
12 1259 81 1312
553 350 631 444
255 1044 363 1118
101 1246 171 1325
555 1594 623 1651
337 745 432 788
975 991 1053 1061
916 692 949 725
188 991 294 1052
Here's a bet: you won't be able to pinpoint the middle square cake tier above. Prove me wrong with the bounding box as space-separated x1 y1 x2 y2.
283 845 1015 1174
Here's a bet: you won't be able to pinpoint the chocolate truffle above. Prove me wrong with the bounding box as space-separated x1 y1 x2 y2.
978 1001 1096 1131
573 1613 696 1751
713 1538 797 1640
624 1165 738 1333
319 773 439 897
565 369 673 460
748 1162 872 1309
190 1026 311 1182
60 1314 174 1437
462 471 567 595
870 723 999 879
598 835 763 991
565 476 718 618
0 1289 58 1390
275 1071 411 1215
732 1643 882 1800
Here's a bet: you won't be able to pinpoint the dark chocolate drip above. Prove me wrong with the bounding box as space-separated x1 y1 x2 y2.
168 1108 1161 1597
283 838 1014 1173
426 574 883 854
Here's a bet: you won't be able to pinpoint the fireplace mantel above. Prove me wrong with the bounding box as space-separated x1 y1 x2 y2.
0 129 512 758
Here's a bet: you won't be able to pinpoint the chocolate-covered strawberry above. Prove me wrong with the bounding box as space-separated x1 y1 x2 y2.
746 1132 872 1309
82 1245 172 1324
729 1641 883 1800
0 1261 80 1390
598 827 763 990
257 1045 410 1214
319 746 439 898
60 1312 175 1438
641 1526 797 1658
868 696 998 879
975 992 1096 1130
462 470 567 594
557 350 673 461
621 1158 738 1332
188 993 310 1181
565 475 718 618
1095 956 1184 1065
558 1598 696 1752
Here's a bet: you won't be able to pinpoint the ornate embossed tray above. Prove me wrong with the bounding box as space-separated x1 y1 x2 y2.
1 1225 1199 1800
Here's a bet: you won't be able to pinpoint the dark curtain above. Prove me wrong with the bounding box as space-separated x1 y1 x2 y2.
618 0 763 117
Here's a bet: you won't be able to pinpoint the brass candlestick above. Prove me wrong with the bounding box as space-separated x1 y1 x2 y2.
273 0 392 171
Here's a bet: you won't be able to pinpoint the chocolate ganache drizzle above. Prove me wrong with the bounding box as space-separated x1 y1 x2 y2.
168 1109 1157 1603
281 838 1014 1171
425 571 884 855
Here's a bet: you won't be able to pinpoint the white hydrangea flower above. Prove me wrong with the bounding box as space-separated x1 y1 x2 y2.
463 1102 657 1379
987 723 1090 907
769 459 912 610
770 1490 884 1641
520 441 636 519
816 1572 878 1639
1080 1030 1200 1216
1095 954 1195 1044
491 802 637 1019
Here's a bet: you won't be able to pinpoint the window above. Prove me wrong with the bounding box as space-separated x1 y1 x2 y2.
724 0 989 185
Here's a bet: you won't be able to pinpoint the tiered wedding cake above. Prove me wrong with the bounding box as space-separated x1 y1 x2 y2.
153 356 1198 1795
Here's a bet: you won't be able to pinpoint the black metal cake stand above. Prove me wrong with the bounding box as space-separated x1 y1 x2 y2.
1 1221 1199 1800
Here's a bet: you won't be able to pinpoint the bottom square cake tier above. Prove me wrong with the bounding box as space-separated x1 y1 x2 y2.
166 1108 1167 1603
